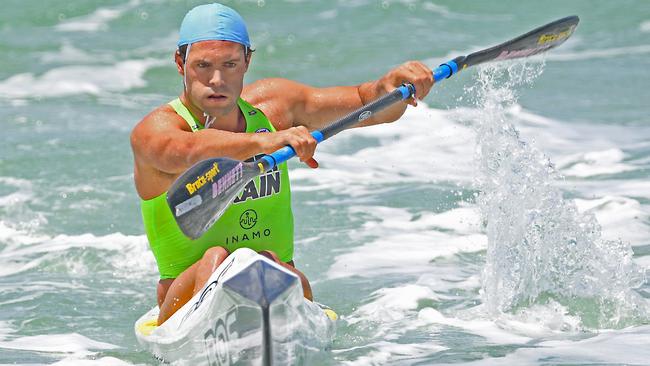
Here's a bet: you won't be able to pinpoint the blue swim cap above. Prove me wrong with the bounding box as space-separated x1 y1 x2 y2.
177 3 251 48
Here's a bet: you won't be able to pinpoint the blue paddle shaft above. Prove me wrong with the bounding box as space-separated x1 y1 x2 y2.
261 131 325 168
260 60 459 170
433 60 459 82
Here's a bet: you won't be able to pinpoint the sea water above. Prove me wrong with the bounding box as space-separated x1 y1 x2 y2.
1 1 649 365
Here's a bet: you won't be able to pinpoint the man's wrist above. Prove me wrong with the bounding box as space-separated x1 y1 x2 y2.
357 81 379 106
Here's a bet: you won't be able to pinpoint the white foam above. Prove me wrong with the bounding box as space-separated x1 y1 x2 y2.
39 41 116 65
348 284 438 325
338 340 447 366
556 148 636 178
0 177 34 209
317 9 338 20
0 321 14 341
450 325 650 365
506 104 650 159
0 191 32 207
635 255 650 270
52 357 135 366
55 0 142 32
0 59 166 99
0 223 155 278
640 20 650 32
291 103 476 196
420 2 510 21
0 333 117 354
574 196 650 247
548 44 650 62
327 206 485 279
418 307 532 344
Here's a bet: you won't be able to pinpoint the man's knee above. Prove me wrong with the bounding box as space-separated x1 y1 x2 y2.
202 246 229 262
258 250 281 262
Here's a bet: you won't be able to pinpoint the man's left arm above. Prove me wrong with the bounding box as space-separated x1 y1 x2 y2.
244 61 434 131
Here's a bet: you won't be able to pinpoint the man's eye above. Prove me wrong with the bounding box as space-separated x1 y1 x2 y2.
225 62 236 68
198 62 210 68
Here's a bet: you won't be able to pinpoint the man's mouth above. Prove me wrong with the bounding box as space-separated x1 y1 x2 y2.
207 93 227 101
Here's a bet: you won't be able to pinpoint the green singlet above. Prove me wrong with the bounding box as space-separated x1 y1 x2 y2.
141 98 294 279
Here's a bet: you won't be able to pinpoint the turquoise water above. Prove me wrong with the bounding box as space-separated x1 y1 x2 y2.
1 0 650 364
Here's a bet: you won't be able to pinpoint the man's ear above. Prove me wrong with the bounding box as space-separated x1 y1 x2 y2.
244 51 252 72
174 51 184 76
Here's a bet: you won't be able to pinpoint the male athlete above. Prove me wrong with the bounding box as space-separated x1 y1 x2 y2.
130 3 434 325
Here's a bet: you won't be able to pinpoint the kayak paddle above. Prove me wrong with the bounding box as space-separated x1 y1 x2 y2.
168 15 579 239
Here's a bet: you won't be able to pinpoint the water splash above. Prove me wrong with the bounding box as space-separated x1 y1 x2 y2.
472 61 648 329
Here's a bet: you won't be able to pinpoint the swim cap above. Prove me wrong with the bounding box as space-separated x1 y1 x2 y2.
177 3 251 48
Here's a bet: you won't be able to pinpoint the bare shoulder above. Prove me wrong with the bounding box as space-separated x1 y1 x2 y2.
242 78 311 131
130 103 191 199
130 104 188 153
242 78 307 105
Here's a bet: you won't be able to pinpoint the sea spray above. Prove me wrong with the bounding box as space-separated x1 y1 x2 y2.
472 62 648 328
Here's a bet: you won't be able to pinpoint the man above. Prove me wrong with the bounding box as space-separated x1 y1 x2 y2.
130 3 434 325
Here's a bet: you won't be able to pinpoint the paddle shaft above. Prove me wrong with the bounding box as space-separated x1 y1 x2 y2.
257 15 579 172
258 67 454 172
167 15 579 239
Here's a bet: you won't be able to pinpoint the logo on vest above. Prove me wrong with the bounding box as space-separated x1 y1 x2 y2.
248 110 258 116
255 128 270 133
239 209 258 229
233 154 281 204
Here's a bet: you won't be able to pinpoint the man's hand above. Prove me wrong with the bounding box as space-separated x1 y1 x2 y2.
256 126 319 169
357 61 435 124
364 61 434 106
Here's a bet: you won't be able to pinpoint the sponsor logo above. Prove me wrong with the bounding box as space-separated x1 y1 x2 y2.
186 162 221 195
537 27 574 46
248 109 257 116
239 209 257 229
174 195 203 217
359 110 372 121
495 26 575 62
204 307 237 366
234 171 280 203
212 162 244 198
255 128 270 133
225 228 271 246
232 154 281 204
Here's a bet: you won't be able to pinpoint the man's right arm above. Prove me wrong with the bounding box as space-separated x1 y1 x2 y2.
131 106 265 176
130 105 318 199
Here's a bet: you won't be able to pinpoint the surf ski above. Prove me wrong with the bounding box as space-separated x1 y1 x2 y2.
135 248 337 365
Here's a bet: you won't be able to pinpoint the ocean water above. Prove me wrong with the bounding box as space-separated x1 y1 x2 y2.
1 0 650 365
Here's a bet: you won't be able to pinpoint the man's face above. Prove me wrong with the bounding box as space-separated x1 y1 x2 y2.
179 40 249 118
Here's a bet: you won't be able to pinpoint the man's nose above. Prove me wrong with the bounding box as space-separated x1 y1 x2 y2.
209 70 225 87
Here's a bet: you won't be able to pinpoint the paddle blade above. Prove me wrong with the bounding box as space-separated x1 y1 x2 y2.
458 15 579 69
167 157 261 239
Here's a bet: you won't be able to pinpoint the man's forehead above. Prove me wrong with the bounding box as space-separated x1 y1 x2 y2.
189 40 244 55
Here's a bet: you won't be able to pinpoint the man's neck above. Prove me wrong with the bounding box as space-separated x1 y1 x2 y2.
179 94 246 133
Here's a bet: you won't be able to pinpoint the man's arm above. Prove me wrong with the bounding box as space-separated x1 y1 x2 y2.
131 106 265 176
130 105 317 199
243 61 434 131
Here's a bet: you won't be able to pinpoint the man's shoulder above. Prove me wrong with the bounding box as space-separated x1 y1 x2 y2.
131 103 189 149
242 78 305 104
242 78 309 131
134 104 187 133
